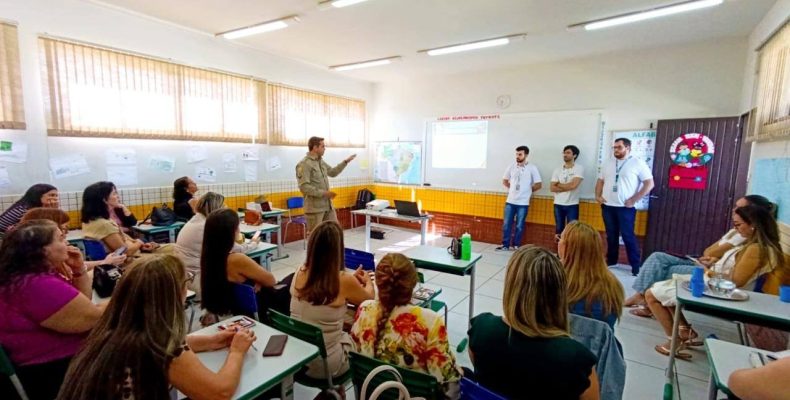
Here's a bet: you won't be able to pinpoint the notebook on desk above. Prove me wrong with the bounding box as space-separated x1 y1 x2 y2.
394 200 425 217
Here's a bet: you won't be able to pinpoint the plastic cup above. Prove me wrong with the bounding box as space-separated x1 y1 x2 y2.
780 285 790 303
691 281 705 298
692 267 704 281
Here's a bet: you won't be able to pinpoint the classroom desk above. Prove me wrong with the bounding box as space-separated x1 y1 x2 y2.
66 229 85 253
180 316 319 400
663 283 790 400
704 338 777 400
244 241 279 271
238 210 288 260
351 209 432 252
132 221 185 243
401 245 481 328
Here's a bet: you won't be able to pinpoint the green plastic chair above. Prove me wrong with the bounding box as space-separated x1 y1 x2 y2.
267 310 351 399
417 271 448 323
349 351 442 400
0 345 29 400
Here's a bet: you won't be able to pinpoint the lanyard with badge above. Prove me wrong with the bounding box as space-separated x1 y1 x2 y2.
613 156 631 193
514 164 525 191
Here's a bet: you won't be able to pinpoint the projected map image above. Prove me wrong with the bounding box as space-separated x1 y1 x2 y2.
374 142 422 184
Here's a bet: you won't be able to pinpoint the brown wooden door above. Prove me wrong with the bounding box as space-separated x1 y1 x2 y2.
644 117 750 257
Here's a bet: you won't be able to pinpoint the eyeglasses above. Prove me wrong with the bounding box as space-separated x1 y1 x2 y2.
612 145 626 150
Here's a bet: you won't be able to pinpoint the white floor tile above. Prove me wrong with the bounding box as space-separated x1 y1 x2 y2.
451 293 503 319
475 278 504 299
427 271 488 291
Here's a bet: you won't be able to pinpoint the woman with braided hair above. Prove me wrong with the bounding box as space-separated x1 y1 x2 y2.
351 253 461 399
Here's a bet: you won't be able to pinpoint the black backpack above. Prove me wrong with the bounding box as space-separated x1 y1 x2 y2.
354 189 375 210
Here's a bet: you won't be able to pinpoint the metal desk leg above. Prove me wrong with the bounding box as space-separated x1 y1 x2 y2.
468 263 476 328
663 302 683 400
420 219 427 245
272 214 289 260
364 215 371 252
707 373 718 400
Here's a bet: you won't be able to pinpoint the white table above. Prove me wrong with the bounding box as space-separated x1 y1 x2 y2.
180 316 319 400
244 241 279 271
239 211 288 260
132 221 185 243
351 209 432 252
704 338 776 400
663 284 790 400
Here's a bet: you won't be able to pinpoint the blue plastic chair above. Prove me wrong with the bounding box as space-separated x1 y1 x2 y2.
82 239 107 261
460 377 506 400
231 283 259 321
344 248 375 271
284 197 307 249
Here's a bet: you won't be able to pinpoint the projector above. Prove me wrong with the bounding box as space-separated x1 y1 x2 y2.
366 199 390 211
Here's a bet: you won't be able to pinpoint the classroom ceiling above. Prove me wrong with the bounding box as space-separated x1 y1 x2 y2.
96 0 776 82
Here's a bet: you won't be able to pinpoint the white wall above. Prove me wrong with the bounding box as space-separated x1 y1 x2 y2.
0 0 374 194
371 37 747 193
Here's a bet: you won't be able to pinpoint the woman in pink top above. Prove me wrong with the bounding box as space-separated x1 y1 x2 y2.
0 220 104 399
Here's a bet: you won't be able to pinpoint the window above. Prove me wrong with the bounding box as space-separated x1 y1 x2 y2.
268 83 365 147
39 37 266 143
431 120 488 168
751 22 790 142
0 22 25 129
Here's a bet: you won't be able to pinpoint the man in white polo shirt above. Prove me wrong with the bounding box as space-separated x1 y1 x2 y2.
550 145 584 242
595 138 654 275
497 145 542 251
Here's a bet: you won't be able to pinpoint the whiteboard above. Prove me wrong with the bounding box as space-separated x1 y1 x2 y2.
424 110 603 198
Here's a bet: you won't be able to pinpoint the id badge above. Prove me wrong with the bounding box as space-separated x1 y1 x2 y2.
612 184 618 193
515 184 520 191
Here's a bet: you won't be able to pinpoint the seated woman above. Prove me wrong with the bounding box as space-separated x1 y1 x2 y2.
20 208 127 277
0 183 58 234
645 204 785 360
200 208 290 323
81 181 159 258
0 220 104 399
57 254 256 400
351 253 461 398
558 221 624 329
291 221 374 381
109 200 138 236
626 194 775 310
468 246 599 400
173 176 198 221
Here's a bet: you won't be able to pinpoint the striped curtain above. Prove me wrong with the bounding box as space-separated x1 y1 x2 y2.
751 22 790 142
0 22 25 129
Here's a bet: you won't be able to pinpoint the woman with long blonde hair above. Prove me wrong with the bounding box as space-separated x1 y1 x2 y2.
58 254 255 400
559 221 625 329
468 246 599 400
351 253 461 398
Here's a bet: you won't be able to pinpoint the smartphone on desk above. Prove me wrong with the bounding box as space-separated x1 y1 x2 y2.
262 335 288 357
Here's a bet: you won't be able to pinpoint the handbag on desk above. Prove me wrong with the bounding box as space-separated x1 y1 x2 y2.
244 209 262 225
93 264 123 298
140 203 177 226
448 237 462 260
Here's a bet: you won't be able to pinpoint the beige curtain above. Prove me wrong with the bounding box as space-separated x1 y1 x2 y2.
39 37 266 143
268 83 365 147
0 22 25 129
751 22 790 142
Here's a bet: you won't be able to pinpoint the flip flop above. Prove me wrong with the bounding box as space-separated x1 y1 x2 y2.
629 307 654 319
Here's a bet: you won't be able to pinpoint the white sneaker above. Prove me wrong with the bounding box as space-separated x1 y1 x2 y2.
495 245 509 251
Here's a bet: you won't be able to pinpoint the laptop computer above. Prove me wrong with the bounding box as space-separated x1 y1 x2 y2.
394 200 425 217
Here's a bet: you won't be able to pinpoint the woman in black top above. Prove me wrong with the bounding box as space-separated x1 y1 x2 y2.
172 177 198 221
468 246 599 400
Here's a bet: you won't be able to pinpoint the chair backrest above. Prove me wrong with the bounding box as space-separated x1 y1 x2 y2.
0 344 15 376
345 248 375 271
231 283 259 320
286 197 304 210
753 273 768 293
82 239 107 261
267 309 328 358
460 377 506 400
349 351 441 400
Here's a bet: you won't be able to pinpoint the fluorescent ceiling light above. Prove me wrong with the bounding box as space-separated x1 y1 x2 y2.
568 0 723 31
330 56 401 71
217 15 300 39
321 0 370 8
419 34 527 56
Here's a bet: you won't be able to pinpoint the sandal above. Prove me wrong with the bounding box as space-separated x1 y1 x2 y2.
680 325 704 347
629 307 654 318
655 339 692 360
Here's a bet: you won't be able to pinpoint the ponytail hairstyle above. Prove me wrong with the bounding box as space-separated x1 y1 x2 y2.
372 253 418 353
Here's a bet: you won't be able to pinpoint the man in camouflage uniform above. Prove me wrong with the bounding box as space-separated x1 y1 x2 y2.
296 136 356 235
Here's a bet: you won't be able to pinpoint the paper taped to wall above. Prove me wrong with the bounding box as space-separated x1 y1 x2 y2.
266 157 281 172
148 155 176 173
106 148 137 165
187 146 208 163
50 155 90 179
223 153 237 172
245 163 257 182
0 166 10 187
242 147 259 161
196 166 217 182
0 140 27 163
